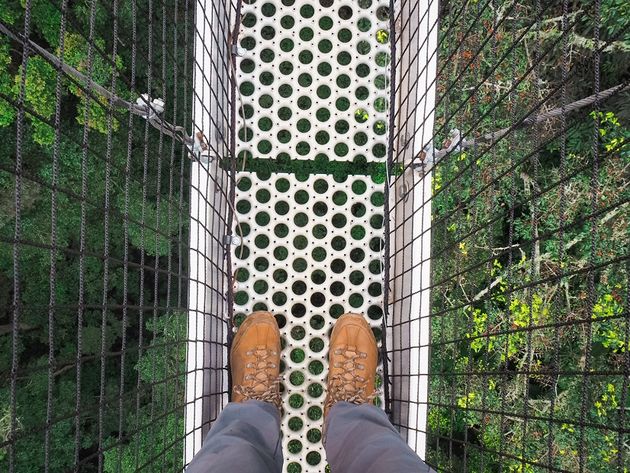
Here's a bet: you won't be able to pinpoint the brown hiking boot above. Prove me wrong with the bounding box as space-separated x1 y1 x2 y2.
324 313 379 417
231 311 282 411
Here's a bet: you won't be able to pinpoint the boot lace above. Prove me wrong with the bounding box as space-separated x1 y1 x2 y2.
233 348 283 411
324 345 377 413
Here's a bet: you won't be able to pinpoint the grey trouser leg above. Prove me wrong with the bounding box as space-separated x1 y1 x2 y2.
324 402 435 473
186 400 282 473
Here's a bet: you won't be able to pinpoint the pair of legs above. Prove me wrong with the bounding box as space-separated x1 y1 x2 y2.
187 312 434 473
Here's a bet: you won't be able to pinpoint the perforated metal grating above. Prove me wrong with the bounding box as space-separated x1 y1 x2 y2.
231 0 392 470
235 0 391 164
232 173 386 471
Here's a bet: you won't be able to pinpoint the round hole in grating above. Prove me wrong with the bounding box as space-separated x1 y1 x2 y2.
240 58 255 73
300 4 314 18
313 178 328 193
355 108 369 123
308 383 323 398
358 17 371 32
274 246 288 261
316 108 330 122
294 213 309 227
372 143 386 158
308 360 323 376
330 303 344 319
293 235 308 250
234 313 246 327
338 5 353 19
372 326 382 343
307 428 322 443
254 280 269 295
279 83 293 98
254 235 269 249
335 120 349 134
235 290 248 305
310 293 325 308
274 201 289 215
317 85 331 99
336 96 350 111
357 65 371 80
310 314 325 329
374 120 387 135
282 0 294 5
281 14 294 29
337 28 352 42
236 268 249 282
235 246 250 260
288 439 303 453
290 371 305 386
306 452 321 466
292 258 307 272
369 259 382 274
290 348 306 363
297 118 311 133
317 61 332 77
241 36 256 50
312 224 327 239
298 73 312 87
349 270 364 285
296 141 311 156
313 202 328 217
331 258 346 273
299 50 314 64
259 72 274 87
358 0 372 8
259 94 273 109
368 282 382 297
318 39 333 53
256 188 271 203
297 95 312 110
258 116 272 131
242 13 256 28
332 213 347 228
370 214 384 229
375 51 390 67
337 51 351 66
352 180 367 195
236 199 251 214
240 106 254 122
350 248 365 263
311 269 326 284
351 203 366 217
354 132 368 146
258 140 272 154
255 211 270 226
275 313 287 328
279 60 293 75
254 256 269 271
275 178 290 192
307 405 322 421
376 5 390 20
287 463 302 473
272 292 287 306
349 293 364 308
331 236 346 251
294 189 309 205
354 155 367 166
261 2 276 16
357 40 371 55
309 337 324 353
291 325 306 340
315 130 330 145
371 192 385 206
368 305 383 320
292 280 307 295
280 37 294 52
261 25 276 40
370 237 384 252
351 225 366 240
261 48 275 63
236 222 250 237
374 97 388 112
332 191 347 205
355 86 369 101
319 15 333 29
288 416 303 432
253 302 268 311
274 223 289 238
312 246 326 262
376 29 390 44
334 143 349 157
330 281 345 296
336 74 351 89
292 303 306 318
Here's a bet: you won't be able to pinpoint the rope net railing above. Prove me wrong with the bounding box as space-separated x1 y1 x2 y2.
0 0 628 472
387 1 629 472
0 0 234 471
